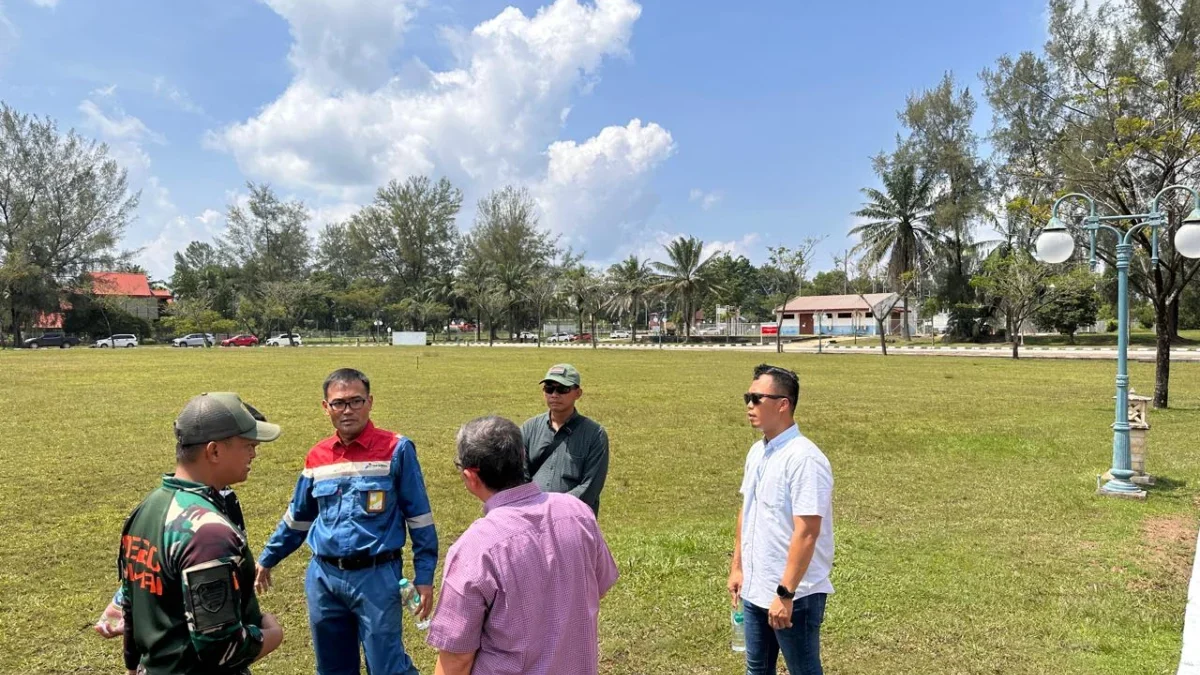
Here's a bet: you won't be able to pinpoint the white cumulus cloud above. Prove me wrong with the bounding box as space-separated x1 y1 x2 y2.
536 118 675 251
73 94 200 279
78 98 165 172
211 0 669 260
703 232 761 260
264 0 420 91
614 230 760 267
689 188 723 210
195 209 223 227
139 209 229 278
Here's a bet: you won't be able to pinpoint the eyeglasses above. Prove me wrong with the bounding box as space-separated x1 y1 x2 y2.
327 396 367 412
543 383 577 395
744 392 789 406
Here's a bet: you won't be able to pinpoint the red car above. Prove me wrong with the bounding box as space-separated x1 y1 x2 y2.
221 334 259 347
572 333 593 342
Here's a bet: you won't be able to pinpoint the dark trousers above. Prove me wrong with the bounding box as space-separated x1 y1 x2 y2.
743 594 826 675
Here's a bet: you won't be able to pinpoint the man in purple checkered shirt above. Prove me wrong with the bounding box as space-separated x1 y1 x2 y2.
427 416 619 675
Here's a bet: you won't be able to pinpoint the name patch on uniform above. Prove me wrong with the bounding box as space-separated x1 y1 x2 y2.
366 490 387 513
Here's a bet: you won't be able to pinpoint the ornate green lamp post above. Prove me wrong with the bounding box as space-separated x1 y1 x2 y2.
1035 186 1200 498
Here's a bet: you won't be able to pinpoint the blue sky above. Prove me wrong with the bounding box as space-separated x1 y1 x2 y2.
0 0 1051 280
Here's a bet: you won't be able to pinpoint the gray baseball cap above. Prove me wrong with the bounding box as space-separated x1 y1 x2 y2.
174 392 282 446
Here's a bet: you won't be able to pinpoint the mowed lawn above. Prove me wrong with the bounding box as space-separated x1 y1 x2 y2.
2 346 1199 674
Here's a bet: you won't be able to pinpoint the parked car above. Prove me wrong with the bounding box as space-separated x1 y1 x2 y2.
265 333 303 347
518 331 539 340
23 333 80 349
546 332 575 343
572 333 593 342
609 329 631 339
172 333 214 348
93 334 138 348
221 334 259 347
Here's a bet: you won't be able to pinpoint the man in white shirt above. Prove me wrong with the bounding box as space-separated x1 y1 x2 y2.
728 364 834 675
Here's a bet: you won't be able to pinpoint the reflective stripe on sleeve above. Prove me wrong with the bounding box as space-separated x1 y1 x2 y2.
405 513 434 529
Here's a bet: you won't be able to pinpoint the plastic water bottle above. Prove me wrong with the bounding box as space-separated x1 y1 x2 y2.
731 608 746 652
398 577 431 631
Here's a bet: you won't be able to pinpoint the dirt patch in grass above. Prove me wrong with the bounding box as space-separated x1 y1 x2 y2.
1131 514 1199 592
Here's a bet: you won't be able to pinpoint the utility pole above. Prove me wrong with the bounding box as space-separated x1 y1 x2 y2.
832 250 852 295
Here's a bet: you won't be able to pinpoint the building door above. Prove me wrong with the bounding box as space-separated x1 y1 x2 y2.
798 313 813 334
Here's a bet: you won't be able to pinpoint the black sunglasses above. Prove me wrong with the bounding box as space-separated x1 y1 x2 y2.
543 383 577 395
744 392 789 406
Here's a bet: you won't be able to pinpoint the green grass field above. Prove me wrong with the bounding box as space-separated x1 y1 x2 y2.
2 346 1199 674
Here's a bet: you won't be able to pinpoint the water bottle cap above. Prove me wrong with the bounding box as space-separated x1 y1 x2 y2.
399 578 410 588
733 611 744 624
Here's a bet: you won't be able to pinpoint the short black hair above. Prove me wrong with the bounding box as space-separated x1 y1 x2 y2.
176 442 208 464
323 368 371 398
753 363 799 410
455 416 529 492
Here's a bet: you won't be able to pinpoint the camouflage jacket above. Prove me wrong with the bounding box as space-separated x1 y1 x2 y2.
119 475 264 674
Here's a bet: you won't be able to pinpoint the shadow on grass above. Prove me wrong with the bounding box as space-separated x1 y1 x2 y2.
1146 475 1189 495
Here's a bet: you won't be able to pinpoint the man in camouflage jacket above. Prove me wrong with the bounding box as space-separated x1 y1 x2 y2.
118 393 285 675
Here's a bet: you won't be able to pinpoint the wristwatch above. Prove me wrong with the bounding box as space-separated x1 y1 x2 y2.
776 584 795 600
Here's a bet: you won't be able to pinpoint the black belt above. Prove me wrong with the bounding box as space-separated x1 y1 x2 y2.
318 549 401 571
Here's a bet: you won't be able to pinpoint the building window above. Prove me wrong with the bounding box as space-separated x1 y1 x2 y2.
837 312 851 319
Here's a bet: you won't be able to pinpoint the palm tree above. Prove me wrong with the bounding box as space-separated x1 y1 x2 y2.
453 255 492 342
421 274 457 340
479 286 508 346
604 255 654 342
560 266 602 348
493 260 533 341
652 236 719 342
525 275 558 345
850 163 938 340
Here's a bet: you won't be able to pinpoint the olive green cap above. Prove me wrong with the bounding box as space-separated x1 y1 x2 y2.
540 363 581 387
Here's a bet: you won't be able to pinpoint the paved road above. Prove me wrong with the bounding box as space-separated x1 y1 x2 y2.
356 340 1200 362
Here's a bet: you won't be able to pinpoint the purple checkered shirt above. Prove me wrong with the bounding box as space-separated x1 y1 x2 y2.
427 482 619 675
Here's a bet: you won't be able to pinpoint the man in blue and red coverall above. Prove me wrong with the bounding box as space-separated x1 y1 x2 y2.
255 368 438 675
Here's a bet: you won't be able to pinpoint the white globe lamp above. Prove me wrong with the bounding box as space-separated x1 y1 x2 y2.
1034 217 1075 264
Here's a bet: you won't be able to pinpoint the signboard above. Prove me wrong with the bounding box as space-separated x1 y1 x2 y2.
391 331 427 346
761 324 778 336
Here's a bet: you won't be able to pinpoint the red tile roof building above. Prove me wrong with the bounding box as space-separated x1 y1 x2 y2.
86 272 169 321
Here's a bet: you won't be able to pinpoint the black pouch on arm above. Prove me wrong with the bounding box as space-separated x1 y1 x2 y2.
183 561 240 634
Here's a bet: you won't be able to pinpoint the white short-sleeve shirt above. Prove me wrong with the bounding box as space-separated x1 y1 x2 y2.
739 423 834 609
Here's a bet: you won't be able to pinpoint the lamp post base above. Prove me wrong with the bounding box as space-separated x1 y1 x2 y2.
1096 481 1147 500
1102 470 1156 487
